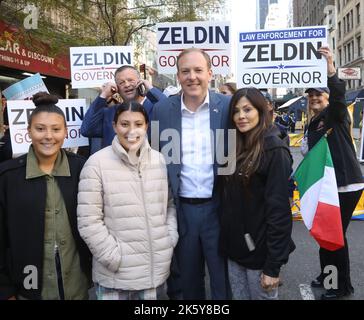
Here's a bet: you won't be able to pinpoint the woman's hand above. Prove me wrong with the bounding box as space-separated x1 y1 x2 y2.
260 273 280 291
318 46 336 77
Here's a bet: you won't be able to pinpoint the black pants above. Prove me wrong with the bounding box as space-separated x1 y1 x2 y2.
55 250 65 300
319 190 362 292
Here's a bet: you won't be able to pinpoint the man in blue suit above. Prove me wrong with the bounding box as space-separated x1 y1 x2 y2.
81 65 165 150
151 48 231 299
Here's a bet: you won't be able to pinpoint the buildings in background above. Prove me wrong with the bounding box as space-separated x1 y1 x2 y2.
264 1 288 29
256 0 278 29
292 0 364 104
335 0 364 96
0 2 75 100
0 2 105 104
135 0 232 91
2 1 362 105
210 0 233 89
1 1 230 99
256 0 290 100
293 0 335 26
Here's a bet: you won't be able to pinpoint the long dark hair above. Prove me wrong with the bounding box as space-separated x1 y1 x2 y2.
29 92 66 128
113 101 149 124
229 88 271 185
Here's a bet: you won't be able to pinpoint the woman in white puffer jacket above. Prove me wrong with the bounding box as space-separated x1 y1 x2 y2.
77 101 178 300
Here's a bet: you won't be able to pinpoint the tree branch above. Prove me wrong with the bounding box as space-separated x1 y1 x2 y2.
123 23 155 45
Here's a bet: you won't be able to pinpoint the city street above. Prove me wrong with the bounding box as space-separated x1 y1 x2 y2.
2 0 364 304
278 130 364 300
280 220 364 300
88 132 364 301
200 133 364 301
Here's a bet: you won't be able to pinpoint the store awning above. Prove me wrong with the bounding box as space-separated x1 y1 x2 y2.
0 20 70 79
346 89 364 104
277 96 307 112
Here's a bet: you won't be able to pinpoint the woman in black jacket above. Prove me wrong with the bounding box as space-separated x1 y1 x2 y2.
220 88 295 300
305 47 363 300
0 92 91 300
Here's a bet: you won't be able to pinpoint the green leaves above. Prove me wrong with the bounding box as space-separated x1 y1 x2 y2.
0 0 225 52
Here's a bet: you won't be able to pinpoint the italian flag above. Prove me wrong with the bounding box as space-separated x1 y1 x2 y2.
294 136 344 251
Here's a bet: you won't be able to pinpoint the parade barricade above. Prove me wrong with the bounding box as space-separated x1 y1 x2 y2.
289 133 304 147
291 189 364 221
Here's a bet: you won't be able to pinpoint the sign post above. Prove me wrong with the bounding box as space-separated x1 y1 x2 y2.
357 98 364 162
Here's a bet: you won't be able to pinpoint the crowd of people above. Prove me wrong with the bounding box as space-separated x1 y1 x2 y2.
0 46 362 301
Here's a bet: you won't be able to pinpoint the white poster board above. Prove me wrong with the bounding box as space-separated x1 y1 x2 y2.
70 46 133 88
157 21 231 75
237 26 328 89
3 73 48 100
7 99 89 155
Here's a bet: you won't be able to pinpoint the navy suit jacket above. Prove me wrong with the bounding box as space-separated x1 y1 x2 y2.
81 88 165 148
151 91 231 204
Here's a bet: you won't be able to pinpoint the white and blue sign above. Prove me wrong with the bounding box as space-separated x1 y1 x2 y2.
3 73 48 100
157 21 231 75
237 26 328 89
7 99 89 156
70 46 133 89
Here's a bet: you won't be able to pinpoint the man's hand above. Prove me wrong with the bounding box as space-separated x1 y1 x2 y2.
137 79 153 93
100 82 117 99
260 273 280 292
318 46 336 77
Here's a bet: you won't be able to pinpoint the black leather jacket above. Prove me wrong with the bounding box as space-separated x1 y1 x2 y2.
307 74 363 187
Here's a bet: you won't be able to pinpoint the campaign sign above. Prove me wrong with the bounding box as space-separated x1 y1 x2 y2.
3 73 48 100
237 26 328 89
157 21 231 75
70 46 133 89
7 99 89 156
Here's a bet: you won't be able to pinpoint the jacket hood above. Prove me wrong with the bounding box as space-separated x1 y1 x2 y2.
264 125 290 152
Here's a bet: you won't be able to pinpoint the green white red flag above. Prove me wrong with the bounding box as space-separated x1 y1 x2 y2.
294 136 344 251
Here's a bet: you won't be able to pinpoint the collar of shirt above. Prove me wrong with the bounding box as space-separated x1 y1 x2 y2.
26 146 71 179
180 92 210 114
140 96 147 105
